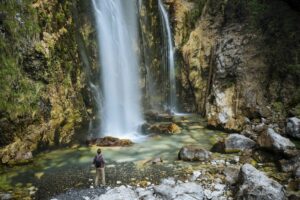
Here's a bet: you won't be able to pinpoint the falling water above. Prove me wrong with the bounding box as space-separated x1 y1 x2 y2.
158 0 177 112
92 0 143 138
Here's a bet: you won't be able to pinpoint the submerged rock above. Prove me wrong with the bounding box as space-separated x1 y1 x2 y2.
212 134 256 153
258 128 295 153
178 146 211 161
237 164 287 200
286 117 300 139
87 137 133 147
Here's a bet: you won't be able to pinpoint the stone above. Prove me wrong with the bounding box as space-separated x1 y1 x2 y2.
223 167 240 185
0 193 12 200
279 155 300 173
212 134 256 153
136 188 156 200
294 166 300 178
258 128 295 152
98 186 138 200
237 164 287 200
148 123 181 135
224 134 256 152
178 146 212 161
144 157 163 165
153 181 205 200
286 117 300 139
86 136 133 147
190 171 202 181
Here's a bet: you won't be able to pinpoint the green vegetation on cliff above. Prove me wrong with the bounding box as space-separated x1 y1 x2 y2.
0 0 89 161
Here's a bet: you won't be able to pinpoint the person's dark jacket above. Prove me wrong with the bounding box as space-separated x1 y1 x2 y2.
93 154 105 168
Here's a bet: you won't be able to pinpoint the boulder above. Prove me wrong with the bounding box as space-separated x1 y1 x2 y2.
237 164 287 200
178 146 212 161
153 180 205 200
86 137 133 147
286 117 300 139
225 134 256 152
148 123 181 135
212 134 256 153
98 186 138 200
258 128 295 152
223 166 240 185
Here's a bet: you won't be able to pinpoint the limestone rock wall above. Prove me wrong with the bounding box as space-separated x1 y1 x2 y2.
165 0 300 131
0 0 94 164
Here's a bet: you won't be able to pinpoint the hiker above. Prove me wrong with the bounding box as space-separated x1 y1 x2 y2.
93 148 106 186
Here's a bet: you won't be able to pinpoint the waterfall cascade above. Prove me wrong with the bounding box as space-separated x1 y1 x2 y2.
92 0 143 139
158 0 177 113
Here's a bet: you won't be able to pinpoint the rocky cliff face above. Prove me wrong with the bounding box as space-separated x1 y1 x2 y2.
165 0 300 133
0 0 94 165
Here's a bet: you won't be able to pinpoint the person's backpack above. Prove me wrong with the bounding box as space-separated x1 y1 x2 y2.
95 155 105 168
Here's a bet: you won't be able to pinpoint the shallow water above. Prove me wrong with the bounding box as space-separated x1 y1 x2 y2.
0 115 228 199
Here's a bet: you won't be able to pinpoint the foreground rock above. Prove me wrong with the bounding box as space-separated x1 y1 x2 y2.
212 134 256 153
258 128 295 153
178 146 211 161
286 117 300 139
98 186 138 200
153 178 205 200
237 164 287 200
86 137 133 147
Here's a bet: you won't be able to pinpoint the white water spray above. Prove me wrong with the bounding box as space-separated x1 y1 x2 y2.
92 0 143 139
158 0 177 112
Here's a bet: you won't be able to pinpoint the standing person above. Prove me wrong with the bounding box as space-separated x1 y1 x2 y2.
93 148 106 186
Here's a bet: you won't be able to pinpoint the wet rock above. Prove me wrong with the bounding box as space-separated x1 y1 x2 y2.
223 167 240 185
237 164 287 200
257 128 295 153
148 123 181 135
178 146 212 161
86 136 133 147
212 134 256 153
153 180 205 200
286 117 300 139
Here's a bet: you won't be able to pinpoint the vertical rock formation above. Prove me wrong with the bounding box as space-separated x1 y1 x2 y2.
165 0 300 132
0 0 94 164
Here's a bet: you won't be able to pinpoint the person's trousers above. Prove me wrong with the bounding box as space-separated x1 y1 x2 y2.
95 167 105 186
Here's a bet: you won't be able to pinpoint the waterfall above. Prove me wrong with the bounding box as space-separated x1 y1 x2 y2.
92 0 143 139
158 0 177 113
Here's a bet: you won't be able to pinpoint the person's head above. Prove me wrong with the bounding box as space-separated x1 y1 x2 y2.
97 148 101 154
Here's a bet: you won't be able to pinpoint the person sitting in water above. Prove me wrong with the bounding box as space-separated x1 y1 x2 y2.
93 148 106 186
